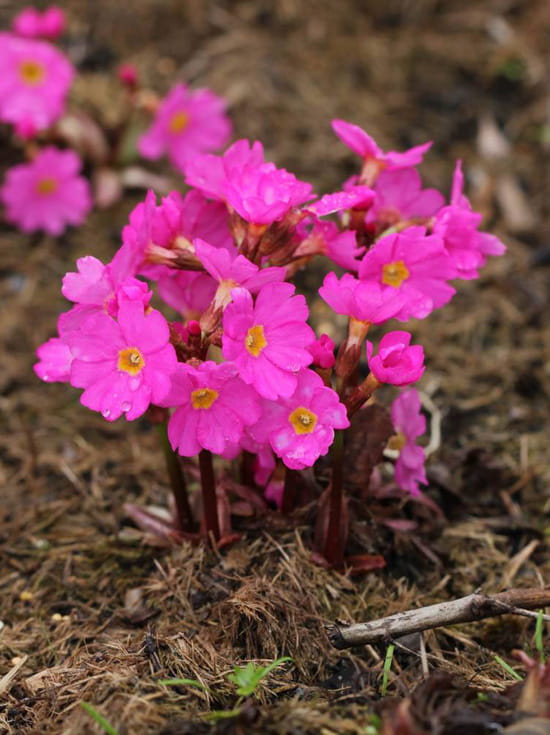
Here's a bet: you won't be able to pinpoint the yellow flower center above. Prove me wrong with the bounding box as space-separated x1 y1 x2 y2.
191 388 219 410
117 347 145 376
35 177 58 196
387 431 406 451
289 406 318 435
169 110 190 134
245 325 267 357
19 59 46 86
382 260 410 288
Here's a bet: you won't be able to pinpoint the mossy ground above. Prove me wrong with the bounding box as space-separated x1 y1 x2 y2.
1 1 549 732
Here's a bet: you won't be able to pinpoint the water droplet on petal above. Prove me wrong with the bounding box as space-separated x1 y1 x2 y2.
102 408 111 418
42 374 50 381
121 401 131 412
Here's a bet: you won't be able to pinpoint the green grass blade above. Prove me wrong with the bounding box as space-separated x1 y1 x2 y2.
158 678 210 691
535 609 545 664
80 702 119 735
494 655 523 681
381 643 395 696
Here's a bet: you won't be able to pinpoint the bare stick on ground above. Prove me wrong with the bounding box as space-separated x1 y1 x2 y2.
328 588 550 650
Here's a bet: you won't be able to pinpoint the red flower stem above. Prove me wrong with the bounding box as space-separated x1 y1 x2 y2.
323 429 346 568
198 449 220 542
282 468 298 514
156 423 194 533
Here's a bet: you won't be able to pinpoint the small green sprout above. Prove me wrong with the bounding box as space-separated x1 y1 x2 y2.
80 702 119 735
226 656 292 698
381 643 395 696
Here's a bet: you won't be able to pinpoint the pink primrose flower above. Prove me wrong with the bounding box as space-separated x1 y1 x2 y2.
332 119 432 170
249 369 349 470
367 331 425 386
163 361 261 457
138 84 231 173
319 272 405 324
67 300 177 421
222 283 315 400
433 161 506 280
185 139 266 200
391 388 427 496
34 336 72 383
194 237 285 308
305 185 375 217
62 255 151 317
156 270 217 317
224 161 314 225
365 168 444 228
358 226 456 321
308 334 335 369
186 138 313 225
13 7 66 40
116 189 233 280
1 147 91 236
294 214 365 270
0 34 74 131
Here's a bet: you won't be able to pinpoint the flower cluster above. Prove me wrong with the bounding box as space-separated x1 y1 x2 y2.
0 6 232 236
31 90 504 563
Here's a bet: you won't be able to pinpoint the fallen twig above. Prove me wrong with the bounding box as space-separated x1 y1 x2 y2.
327 588 550 650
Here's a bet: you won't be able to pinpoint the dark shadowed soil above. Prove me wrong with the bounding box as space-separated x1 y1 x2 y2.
0 1 549 733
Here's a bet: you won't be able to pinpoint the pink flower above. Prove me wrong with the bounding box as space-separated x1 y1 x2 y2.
163 361 261 457
358 227 456 321
367 331 425 386
34 336 72 383
186 139 313 226
319 272 405 324
222 284 315 400
224 162 314 225
294 218 364 270
308 334 335 369
305 185 375 217
157 270 216 317
0 34 74 131
185 139 266 200
12 7 66 40
433 161 506 280
250 369 349 470
68 300 177 421
1 147 91 236
116 189 232 279
391 389 427 496
62 255 151 317
138 84 231 173
195 238 285 315
365 169 444 228
332 119 432 170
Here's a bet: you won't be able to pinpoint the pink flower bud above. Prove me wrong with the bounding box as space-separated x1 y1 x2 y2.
308 334 335 369
366 331 424 386
41 7 66 39
118 63 138 88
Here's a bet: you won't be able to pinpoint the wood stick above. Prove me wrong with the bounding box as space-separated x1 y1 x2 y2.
327 588 550 650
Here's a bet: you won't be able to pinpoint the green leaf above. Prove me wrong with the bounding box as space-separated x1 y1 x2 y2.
227 657 292 697
80 702 119 735
158 678 210 692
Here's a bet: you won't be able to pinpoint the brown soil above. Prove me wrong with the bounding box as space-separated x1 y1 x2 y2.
1 1 549 733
